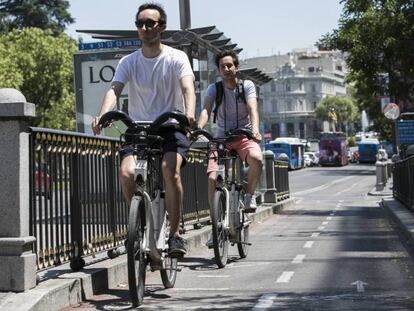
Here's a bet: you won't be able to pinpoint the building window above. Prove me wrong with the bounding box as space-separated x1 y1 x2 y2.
313 101 317 109
336 65 342 71
271 81 276 92
308 67 315 73
310 84 316 93
299 82 303 90
286 100 293 111
286 82 291 91
271 99 278 112
298 99 304 111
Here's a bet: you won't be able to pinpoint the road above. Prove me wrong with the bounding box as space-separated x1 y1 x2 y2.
61 164 414 310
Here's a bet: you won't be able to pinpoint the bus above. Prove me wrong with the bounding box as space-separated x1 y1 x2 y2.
319 132 349 166
358 138 380 163
265 137 304 170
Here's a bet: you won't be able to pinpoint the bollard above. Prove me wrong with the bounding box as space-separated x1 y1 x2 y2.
375 160 387 191
263 150 277 203
0 88 37 291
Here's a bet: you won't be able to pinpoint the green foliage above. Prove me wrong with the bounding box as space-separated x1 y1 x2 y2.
316 0 414 141
0 0 74 36
348 136 356 147
314 95 359 126
0 28 77 130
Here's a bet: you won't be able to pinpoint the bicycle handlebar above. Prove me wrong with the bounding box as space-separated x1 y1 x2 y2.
98 110 190 132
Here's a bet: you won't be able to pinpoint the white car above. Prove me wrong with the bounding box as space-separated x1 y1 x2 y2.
304 152 319 166
303 154 312 167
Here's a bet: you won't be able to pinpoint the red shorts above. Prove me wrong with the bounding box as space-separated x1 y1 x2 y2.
206 136 262 174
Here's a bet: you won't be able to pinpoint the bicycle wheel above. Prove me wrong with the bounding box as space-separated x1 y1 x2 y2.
160 214 178 288
127 196 147 307
211 190 229 268
237 211 250 258
160 256 178 288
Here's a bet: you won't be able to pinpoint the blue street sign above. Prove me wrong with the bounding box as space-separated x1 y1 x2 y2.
397 119 414 144
79 39 141 51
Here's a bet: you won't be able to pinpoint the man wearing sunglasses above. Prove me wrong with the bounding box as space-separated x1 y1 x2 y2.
92 2 196 258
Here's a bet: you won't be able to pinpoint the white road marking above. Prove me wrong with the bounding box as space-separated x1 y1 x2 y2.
311 232 320 237
292 254 306 264
304 241 314 248
173 287 229 291
330 213 335 216
327 216 333 220
322 221 329 225
293 176 354 195
276 271 295 283
197 275 230 278
318 226 325 231
252 293 278 310
227 262 272 268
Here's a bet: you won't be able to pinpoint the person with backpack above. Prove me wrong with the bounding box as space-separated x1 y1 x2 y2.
197 50 263 212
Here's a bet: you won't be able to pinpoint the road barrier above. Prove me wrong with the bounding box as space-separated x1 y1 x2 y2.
393 156 414 211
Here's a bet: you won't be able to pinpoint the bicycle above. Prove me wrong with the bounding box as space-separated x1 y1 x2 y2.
98 110 189 307
191 128 253 268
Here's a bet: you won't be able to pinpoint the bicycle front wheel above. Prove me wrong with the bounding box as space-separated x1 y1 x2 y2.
160 256 178 288
237 211 250 258
211 190 229 268
127 196 147 307
160 213 178 288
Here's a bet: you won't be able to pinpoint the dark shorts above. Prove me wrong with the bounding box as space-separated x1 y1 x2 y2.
120 127 190 167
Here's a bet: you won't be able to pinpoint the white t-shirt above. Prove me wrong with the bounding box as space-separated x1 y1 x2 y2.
113 45 194 122
205 80 256 137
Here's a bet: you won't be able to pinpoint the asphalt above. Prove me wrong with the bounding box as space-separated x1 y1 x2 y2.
0 198 295 311
2 178 413 311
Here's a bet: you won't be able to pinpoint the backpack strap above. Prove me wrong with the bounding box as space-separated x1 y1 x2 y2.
212 81 224 124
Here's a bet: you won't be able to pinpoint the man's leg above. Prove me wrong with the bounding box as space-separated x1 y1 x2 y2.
162 151 184 237
246 149 263 195
120 155 136 205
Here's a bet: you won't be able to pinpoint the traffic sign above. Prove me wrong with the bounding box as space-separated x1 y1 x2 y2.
79 39 141 51
383 102 400 120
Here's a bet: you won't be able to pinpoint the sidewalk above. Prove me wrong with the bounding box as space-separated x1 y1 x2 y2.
0 198 295 311
369 181 414 254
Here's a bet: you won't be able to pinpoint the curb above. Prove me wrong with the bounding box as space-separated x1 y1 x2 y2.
0 198 296 311
381 197 414 246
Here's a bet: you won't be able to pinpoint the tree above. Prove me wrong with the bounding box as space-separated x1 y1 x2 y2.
314 96 359 133
316 0 414 140
0 27 77 130
0 0 74 36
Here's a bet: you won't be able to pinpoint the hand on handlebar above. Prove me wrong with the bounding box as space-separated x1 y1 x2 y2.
92 115 102 135
253 131 262 143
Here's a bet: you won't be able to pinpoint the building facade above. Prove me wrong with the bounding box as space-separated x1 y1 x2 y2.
242 49 347 140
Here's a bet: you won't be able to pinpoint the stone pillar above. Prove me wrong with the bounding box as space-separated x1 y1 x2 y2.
0 88 37 292
280 122 287 137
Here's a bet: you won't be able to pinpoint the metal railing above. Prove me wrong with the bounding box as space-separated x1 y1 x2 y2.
393 156 414 210
274 160 290 200
29 128 211 270
29 128 290 271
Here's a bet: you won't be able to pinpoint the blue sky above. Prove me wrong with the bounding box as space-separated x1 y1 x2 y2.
66 0 343 59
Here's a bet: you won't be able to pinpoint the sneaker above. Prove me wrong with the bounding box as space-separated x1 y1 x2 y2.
243 194 257 213
205 235 214 249
168 235 187 258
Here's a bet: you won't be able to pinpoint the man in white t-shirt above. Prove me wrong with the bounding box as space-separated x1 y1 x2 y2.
91 2 196 257
197 50 263 213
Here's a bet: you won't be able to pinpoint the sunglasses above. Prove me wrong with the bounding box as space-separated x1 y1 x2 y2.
135 19 163 29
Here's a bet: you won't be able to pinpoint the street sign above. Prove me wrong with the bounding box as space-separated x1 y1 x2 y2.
383 102 400 120
397 119 414 144
79 39 141 51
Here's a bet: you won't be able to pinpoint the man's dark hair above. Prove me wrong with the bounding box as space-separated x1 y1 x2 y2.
215 50 239 68
136 2 167 25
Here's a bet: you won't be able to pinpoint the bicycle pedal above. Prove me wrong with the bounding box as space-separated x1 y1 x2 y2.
238 241 252 246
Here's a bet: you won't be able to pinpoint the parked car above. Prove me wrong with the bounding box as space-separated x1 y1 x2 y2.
303 154 312 167
304 152 319 166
